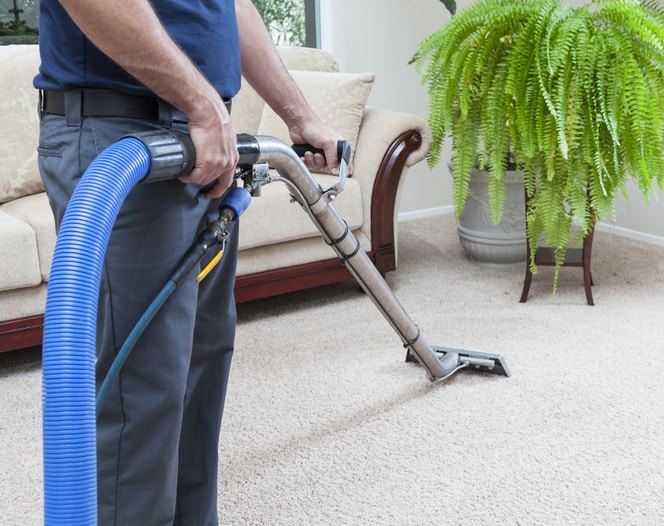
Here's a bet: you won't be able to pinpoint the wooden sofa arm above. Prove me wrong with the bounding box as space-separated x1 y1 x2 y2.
351 105 432 271
369 128 425 273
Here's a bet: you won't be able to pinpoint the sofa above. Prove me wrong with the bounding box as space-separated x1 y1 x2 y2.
0 44 431 353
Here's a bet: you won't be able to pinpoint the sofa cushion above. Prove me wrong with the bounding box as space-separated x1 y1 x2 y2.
0 284 47 323
0 45 42 204
1 193 56 283
277 47 339 72
238 172 363 251
257 70 375 173
236 228 371 277
0 208 42 291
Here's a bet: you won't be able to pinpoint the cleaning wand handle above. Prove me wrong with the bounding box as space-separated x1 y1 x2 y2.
123 130 351 187
291 140 351 168
292 140 351 194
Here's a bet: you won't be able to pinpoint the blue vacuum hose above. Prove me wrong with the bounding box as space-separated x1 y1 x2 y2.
42 130 194 525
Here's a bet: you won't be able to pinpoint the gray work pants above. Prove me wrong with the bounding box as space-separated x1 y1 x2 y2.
38 109 237 526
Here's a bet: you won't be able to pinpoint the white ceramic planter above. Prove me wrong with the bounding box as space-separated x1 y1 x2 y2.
451 164 527 268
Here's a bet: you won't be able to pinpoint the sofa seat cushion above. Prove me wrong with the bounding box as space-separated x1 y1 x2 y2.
0 178 361 290
236 229 370 277
0 284 47 323
238 172 363 251
0 207 42 291
1 193 56 283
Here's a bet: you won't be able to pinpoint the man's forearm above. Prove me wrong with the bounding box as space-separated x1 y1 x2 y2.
235 0 315 130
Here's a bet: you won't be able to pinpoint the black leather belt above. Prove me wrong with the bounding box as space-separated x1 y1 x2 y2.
41 88 160 120
41 88 232 120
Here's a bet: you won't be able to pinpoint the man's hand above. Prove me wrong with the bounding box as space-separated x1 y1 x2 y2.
180 97 239 199
289 118 344 175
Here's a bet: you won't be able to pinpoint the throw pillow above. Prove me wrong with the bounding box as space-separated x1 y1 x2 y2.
257 70 375 173
0 46 43 204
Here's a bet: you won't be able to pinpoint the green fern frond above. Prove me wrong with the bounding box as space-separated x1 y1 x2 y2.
533 3 570 144
412 0 664 285
451 103 482 219
548 9 593 159
509 1 556 158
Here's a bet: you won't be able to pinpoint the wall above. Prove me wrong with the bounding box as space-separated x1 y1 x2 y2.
319 0 455 216
318 0 664 244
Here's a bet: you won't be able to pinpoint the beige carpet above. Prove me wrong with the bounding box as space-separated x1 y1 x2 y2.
1 214 664 525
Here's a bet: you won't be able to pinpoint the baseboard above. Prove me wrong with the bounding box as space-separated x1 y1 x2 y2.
398 207 664 247
595 221 664 247
398 206 454 222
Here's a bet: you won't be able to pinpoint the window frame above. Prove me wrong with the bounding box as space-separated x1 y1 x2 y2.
304 0 320 48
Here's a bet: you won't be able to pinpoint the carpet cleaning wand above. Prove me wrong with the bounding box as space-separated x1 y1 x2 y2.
235 134 511 382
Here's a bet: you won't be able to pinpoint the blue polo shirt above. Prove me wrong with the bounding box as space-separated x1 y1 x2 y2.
34 0 242 100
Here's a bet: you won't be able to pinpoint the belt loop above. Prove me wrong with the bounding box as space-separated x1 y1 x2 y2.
172 109 188 125
38 89 45 119
64 88 82 127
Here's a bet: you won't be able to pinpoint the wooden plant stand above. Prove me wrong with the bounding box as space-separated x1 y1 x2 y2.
519 227 595 305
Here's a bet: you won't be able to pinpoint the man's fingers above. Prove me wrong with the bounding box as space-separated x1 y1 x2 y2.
302 148 339 175
180 165 235 198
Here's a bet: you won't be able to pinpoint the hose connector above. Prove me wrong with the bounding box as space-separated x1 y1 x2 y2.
123 129 196 182
218 187 252 222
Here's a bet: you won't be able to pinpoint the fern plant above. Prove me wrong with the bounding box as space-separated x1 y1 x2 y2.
412 0 664 283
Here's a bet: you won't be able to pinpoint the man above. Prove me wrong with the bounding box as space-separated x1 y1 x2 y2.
35 1 342 524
